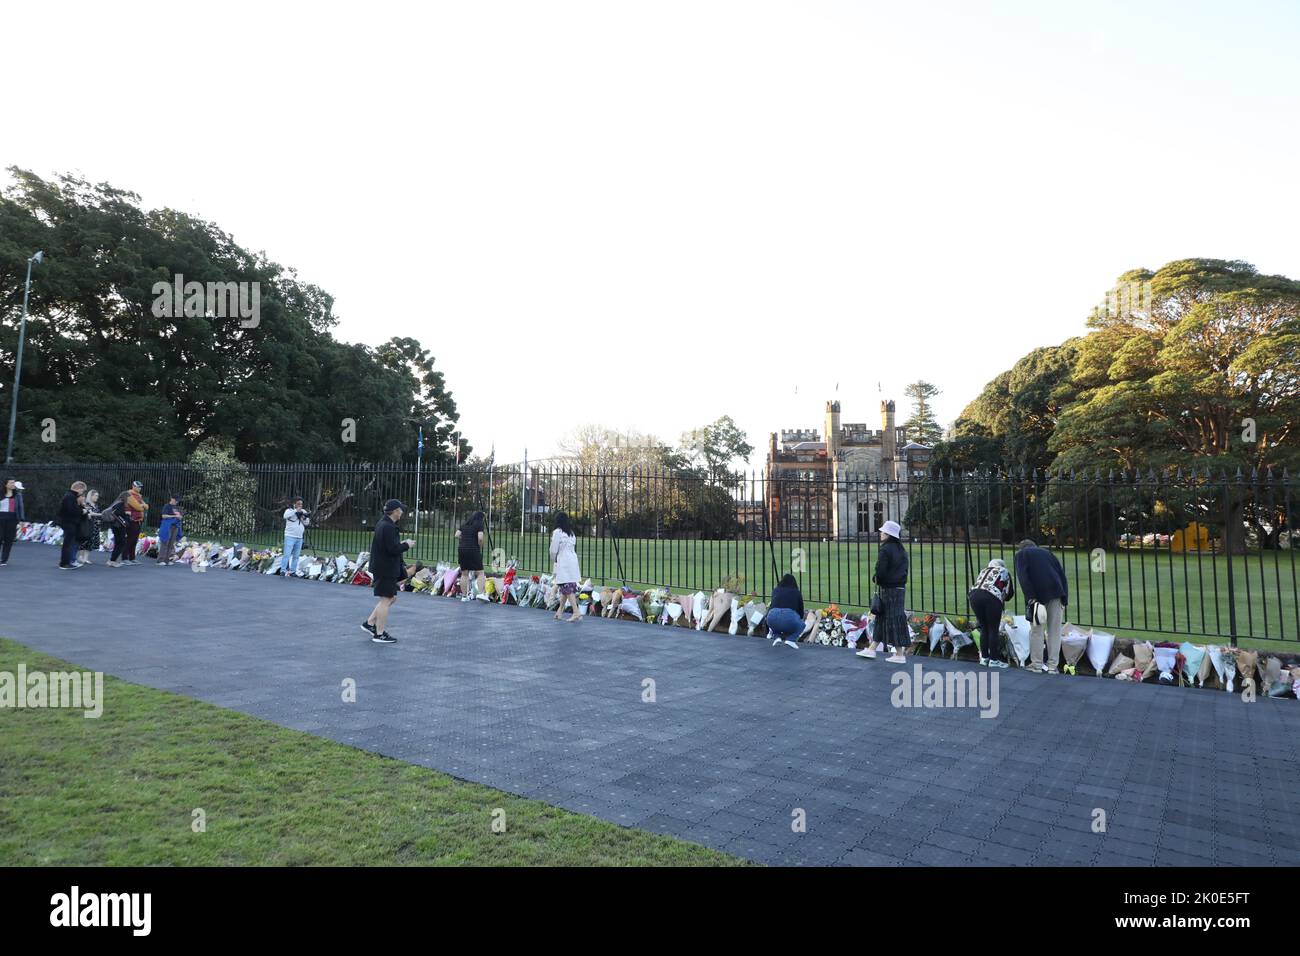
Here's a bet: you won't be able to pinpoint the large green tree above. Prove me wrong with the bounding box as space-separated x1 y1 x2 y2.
921 259 1300 551
678 414 754 476
0 169 467 464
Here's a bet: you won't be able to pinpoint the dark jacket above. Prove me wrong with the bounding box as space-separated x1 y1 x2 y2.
769 584 805 619
58 490 82 531
1015 546 1069 606
368 515 409 580
873 538 909 588
0 491 23 521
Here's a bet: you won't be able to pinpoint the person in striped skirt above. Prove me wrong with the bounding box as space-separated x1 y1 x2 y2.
871 520 911 664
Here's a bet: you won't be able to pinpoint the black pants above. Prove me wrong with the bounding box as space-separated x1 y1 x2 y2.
968 589 1005 662
112 521 140 561
0 514 16 563
59 526 79 567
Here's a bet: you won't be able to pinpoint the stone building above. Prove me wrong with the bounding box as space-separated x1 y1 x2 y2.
763 400 932 538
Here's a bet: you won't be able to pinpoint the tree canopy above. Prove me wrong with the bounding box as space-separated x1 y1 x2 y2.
0 169 467 464
909 258 1300 551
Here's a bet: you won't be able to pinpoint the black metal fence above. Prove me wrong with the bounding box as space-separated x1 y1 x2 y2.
12 461 1299 644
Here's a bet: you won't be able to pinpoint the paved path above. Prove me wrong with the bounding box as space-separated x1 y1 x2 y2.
2 543 1297 866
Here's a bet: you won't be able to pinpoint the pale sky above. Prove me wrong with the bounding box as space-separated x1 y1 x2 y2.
5 0 1298 468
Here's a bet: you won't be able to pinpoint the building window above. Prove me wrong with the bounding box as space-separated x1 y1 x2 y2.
873 500 884 532
857 501 871 534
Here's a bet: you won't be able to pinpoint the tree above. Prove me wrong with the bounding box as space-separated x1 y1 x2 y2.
183 438 256 540
0 168 469 464
903 381 943 446
677 415 754 476
947 259 1300 552
376 336 466 465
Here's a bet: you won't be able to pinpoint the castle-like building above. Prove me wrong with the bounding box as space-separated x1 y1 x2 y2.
764 400 932 538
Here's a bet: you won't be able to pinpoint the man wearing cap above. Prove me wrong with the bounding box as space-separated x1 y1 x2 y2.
362 499 415 644
1015 539 1069 674
0 478 25 566
120 481 148 566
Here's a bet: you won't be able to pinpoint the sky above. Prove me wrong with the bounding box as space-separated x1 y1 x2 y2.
4 0 1299 468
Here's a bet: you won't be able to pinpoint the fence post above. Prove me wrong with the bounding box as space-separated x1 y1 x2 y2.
1224 470 1238 647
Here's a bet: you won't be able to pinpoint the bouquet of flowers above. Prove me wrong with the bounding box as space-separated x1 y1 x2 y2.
815 605 847 646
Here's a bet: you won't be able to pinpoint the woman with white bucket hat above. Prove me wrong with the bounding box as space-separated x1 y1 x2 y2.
858 519 910 663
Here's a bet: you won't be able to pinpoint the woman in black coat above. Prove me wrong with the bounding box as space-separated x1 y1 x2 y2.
864 519 910 663
455 510 487 601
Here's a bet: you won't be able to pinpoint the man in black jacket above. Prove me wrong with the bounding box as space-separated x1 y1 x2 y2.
1015 539 1069 673
362 499 415 644
57 481 87 570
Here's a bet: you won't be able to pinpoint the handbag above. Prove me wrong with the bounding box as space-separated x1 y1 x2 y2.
870 591 882 617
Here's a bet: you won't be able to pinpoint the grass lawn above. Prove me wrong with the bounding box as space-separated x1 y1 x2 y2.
0 638 741 866
170 525 1300 652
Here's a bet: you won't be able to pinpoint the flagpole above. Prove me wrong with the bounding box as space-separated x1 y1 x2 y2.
414 424 424 541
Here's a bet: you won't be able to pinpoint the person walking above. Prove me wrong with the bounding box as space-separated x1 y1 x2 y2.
969 558 1014 669
1015 539 1069 674
77 489 105 566
119 481 148 566
362 499 414 644
766 573 805 649
105 492 133 567
549 511 582 622
0 478 25 566
455 510 487 602
282 496 310 577
57 481 87 570
861 520 910 663
157 494 183 565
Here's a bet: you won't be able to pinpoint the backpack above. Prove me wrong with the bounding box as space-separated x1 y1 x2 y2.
100 502 127 529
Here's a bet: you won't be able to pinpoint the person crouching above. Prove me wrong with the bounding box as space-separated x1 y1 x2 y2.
767 574 805 649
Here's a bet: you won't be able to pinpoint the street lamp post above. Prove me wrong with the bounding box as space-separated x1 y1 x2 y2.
5 251 43 464
414 423 424 541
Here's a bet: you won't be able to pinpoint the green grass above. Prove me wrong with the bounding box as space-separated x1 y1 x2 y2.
172 526 1300 652
0 638 742 866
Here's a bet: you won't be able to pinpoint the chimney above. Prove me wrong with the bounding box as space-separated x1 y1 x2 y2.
881 400 896 477
824 400 841 460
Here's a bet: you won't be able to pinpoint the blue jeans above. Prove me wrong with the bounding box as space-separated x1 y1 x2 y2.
283 535 303 574
767 607 803 640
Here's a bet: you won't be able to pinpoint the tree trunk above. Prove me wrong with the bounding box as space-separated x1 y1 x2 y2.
1223 497 1248 555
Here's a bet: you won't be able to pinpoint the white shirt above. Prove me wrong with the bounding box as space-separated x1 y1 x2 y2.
283 508 310 539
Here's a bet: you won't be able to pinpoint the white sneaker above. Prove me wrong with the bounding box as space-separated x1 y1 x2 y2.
460 595 471 603
771 636 782 646
784 640 799 649
856 647 877 659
